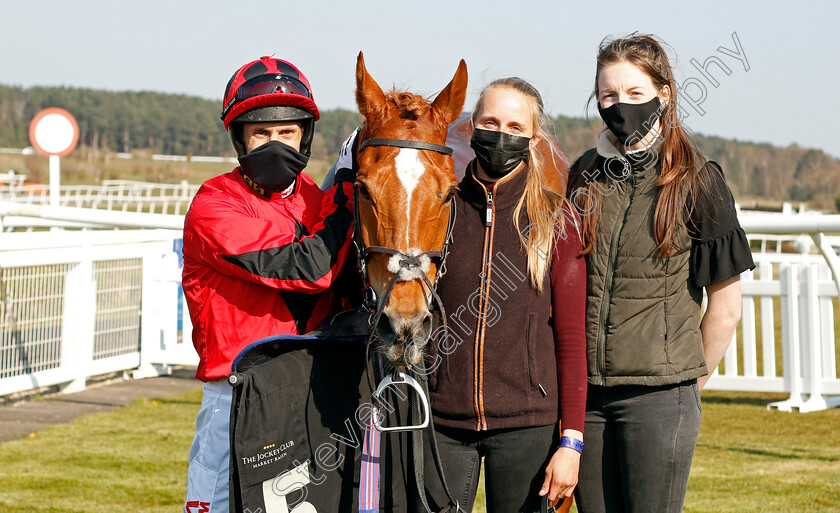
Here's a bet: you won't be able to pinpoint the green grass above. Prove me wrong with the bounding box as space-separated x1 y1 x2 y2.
0 392 201 513
688 390 840 512
1 389 838 512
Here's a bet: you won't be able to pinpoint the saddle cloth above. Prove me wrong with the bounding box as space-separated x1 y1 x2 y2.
228 312 412 513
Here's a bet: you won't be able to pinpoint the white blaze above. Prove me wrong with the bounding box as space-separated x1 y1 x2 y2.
393 148 426 247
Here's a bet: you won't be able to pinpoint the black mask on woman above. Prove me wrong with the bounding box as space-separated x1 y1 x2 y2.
237 140 309 194
470 128 531 179
597 97 661 147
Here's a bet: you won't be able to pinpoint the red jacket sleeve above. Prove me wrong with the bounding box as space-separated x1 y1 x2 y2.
551 204 588 433
184 179 355 294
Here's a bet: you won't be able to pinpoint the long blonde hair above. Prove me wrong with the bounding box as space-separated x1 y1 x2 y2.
472 78 570 291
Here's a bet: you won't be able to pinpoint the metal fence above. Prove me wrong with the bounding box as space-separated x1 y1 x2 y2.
92 258 143 360
0 230 195 396
0 263 66 379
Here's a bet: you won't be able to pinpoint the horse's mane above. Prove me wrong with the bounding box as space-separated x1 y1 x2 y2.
384 89 431 119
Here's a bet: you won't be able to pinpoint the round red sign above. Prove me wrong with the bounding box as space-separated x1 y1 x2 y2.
29 107 80 157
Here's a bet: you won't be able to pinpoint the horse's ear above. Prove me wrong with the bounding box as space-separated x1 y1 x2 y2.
355 51 386 121
431 59 468 126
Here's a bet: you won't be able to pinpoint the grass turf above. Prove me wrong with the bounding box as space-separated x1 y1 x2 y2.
0 392 201 513
0 389 838 512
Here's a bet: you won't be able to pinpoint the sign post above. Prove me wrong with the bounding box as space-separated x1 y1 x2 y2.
29 108 80 207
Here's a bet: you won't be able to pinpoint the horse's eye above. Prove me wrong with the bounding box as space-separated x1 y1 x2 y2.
444 187 457 203
357 182 372 202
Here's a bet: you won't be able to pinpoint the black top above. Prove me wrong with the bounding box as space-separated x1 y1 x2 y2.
686 161 755 288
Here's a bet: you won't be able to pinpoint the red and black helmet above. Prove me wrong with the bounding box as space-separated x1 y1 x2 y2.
222 57 320 156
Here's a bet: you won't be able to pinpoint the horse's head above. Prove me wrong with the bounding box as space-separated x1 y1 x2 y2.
354 52 467 368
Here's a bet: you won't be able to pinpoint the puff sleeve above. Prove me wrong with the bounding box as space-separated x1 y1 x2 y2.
687 161 755 288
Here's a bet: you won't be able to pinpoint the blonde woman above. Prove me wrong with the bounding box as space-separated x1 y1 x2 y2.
421 78 587 513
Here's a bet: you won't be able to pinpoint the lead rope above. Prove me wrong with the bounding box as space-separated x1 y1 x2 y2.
410 361 461 513
360 352 385 513
358 258 460 512
358 264 402 513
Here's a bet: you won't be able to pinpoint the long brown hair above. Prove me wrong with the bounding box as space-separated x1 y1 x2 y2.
573 34 709 257
472 78 570 291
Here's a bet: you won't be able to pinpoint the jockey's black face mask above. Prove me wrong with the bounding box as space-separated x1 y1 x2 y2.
598 97 662 147
470 128 531 179
238 140 309 194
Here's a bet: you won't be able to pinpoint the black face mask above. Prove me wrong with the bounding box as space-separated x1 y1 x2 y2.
237 140 309 194
598 97 662 147
470 128 531 179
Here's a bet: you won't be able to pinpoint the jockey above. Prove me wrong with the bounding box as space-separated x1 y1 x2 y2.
182 56 356 513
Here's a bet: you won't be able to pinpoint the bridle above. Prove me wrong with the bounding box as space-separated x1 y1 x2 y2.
352 137 457 352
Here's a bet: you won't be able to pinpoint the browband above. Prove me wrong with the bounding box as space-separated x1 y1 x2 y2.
358 138 453 156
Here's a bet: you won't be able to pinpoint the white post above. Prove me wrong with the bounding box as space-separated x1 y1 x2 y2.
49 155 60 207
59 263 80 392
158 250 180 361
134 245 172 378
800 264 834 412
769 264 806 411
741 268 758 377
759 261 776 378
59 256 96 394
819 265 838 383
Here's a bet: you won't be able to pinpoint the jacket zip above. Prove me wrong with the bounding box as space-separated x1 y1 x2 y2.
595 172 636 384
471 180 495 431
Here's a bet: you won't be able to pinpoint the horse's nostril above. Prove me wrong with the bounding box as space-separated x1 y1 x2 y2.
376 314 396 342
422 313 433 335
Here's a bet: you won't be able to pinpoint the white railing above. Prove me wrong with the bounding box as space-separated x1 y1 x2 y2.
706 253 840 412
0 230 195 396
0 180 200 217
1 203 839 411
0 201 185 230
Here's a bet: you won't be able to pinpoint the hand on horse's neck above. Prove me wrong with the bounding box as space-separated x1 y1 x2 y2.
474 160 526 184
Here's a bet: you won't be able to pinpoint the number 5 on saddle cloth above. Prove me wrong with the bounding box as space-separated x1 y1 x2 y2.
226 311 414 513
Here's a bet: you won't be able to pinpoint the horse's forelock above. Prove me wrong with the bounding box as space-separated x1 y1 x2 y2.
384 89 432 120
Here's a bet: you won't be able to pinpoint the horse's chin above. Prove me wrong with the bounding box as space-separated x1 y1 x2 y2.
374 312 433 370
391 341 427 370
376 331 429 370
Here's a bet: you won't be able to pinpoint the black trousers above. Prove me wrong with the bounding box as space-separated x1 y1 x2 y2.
416 423 557 513
575 380 702 513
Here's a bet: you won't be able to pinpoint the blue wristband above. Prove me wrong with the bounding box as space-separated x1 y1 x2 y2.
557 436 584 454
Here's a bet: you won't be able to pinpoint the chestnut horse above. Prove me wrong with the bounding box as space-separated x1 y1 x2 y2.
353 52 467 369
353 54 573 513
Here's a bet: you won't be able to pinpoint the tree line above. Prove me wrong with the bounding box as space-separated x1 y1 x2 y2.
2 84 839 209
551 116 840 210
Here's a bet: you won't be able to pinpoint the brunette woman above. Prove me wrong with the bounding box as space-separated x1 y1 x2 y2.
566 35 754 513
421 77 588 513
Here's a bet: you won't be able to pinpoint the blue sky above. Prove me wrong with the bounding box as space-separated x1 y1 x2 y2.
2 0 838 158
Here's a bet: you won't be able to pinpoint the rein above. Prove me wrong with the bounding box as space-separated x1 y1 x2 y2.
353 135 461 513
